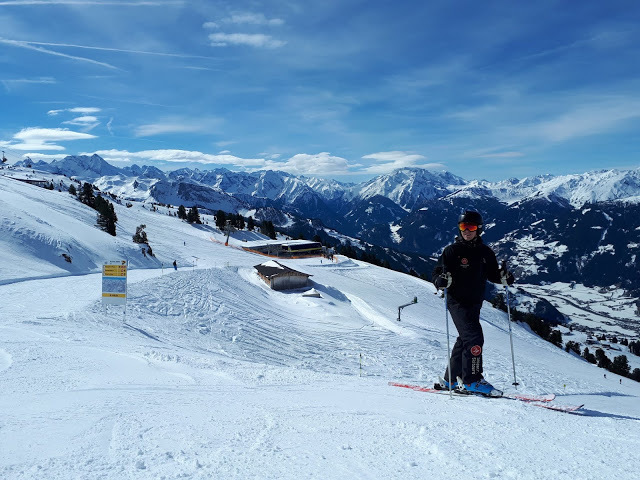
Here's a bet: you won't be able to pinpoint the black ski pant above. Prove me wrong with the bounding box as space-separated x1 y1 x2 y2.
443 299 484 384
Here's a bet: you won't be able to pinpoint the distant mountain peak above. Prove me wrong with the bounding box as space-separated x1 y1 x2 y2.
37 154 123 180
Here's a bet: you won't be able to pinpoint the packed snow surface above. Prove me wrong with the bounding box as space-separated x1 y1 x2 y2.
1 174 639 480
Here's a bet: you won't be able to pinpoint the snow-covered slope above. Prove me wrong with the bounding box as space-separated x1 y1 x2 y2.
1 169 639 479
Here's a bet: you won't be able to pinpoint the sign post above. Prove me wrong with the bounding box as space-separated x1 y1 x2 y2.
102 260 128 312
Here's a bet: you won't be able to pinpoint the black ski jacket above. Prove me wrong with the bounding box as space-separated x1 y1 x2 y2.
432 236 502 306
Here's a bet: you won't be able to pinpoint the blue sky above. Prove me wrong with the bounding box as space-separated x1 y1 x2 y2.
1 0 639 182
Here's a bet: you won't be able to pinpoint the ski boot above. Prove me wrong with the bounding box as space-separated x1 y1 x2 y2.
435 376 458 390
456 376 503 397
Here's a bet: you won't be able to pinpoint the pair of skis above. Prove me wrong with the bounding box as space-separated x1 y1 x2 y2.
424 280 583 414
389 382 584 413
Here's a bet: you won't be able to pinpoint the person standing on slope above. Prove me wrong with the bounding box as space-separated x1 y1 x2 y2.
432 210 515 396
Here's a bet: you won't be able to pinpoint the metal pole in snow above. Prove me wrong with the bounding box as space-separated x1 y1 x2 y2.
504 286 519 388
444 286 453 398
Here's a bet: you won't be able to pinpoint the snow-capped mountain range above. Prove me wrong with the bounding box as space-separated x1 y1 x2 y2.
19 154 640 209
11 155 640 295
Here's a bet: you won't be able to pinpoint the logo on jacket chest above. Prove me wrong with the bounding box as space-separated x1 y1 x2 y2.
458 255 487 269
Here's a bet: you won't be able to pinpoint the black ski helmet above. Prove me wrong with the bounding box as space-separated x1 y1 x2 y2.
458 210 483 233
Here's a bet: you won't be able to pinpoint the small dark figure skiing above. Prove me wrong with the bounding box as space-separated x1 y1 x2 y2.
173 260 177 270
432 210 515 396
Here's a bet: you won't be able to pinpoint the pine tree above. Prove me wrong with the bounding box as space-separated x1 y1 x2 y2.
548 330 563 348
187 206 202 224
261 220 276 239
94 195 117 236
68 184 77 196
216 210 227 229
582 347 597 364
565 341 581 355
611 355 630 377
79 182 95 207
595 349 612 369
177 205 187 220
247 216 255 231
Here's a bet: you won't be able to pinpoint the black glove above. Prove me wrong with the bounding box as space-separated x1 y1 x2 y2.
500 269 515 286
434 272 452 289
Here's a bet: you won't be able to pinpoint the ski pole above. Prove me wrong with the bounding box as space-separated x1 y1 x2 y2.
504 283 519 388
444 282 453 398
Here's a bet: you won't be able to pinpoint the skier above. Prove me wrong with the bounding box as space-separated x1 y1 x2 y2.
173 260 177 270
432 210 515 396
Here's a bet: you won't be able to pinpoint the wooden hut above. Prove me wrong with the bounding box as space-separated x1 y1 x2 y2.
254 260 311 291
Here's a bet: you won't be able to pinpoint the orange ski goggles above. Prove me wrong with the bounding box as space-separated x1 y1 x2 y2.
459 222 479 232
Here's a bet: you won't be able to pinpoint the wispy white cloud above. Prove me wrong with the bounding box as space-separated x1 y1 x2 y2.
204 11 286 49
204 12 284 28
475 151 524 159
63 115 98 124
85 148 349 176
0 1 181 5
516 31 633 64
226 13 284 27
0 37 119 69
89 148 265 168
525 96 640 143
69 107 101 114
215 140 237 148
361 151 443 174
263 152 350 175
386 58 471 94
259 153 281 160
22 40 215 59
134 117 223 137
62 115 100 131
49 107 101 116
1 127 96 151
1 76 55 91
208 33 285 49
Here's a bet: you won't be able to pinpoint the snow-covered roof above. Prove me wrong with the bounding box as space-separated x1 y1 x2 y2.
254 261 311 279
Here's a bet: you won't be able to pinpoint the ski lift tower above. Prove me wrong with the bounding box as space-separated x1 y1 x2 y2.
397 297 418 322
224 220 236 246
